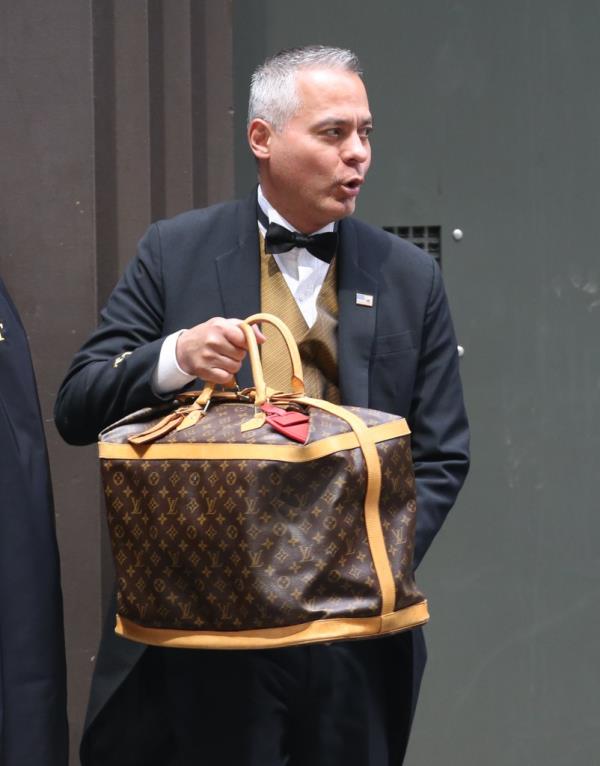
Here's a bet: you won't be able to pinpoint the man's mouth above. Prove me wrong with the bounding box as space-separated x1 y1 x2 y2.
339 177 364 197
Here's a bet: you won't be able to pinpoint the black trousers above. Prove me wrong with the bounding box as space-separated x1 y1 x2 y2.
82 633 422 766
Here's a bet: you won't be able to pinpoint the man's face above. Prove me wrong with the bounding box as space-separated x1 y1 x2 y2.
251 67 372 233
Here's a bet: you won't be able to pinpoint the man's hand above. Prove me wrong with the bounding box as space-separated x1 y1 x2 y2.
176 317 265 384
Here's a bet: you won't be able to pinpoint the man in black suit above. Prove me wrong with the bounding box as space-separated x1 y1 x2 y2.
0 277 68 765
55 45 469 766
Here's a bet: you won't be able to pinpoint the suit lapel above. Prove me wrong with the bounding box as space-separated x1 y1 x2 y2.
213 197 378 399
214 190 261 388
337 218 377 407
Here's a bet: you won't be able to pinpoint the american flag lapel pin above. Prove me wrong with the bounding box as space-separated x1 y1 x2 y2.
355 293 374 307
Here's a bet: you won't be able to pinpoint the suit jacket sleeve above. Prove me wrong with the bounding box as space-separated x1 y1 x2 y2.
54 224 171 445
409 259 469 568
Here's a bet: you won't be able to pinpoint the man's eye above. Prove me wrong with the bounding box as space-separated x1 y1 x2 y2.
324 128 341 137
359 127 373 139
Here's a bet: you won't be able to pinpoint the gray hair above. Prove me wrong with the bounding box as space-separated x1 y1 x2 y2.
248 45 363 131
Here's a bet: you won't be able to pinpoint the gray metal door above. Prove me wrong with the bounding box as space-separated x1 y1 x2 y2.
233 2 600 763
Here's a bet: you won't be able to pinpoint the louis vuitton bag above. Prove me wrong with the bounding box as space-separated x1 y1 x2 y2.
98 313 428 649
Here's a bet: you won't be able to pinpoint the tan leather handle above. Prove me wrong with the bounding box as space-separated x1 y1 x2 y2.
239 313 305 405
245 312 304 387
191 314 304 409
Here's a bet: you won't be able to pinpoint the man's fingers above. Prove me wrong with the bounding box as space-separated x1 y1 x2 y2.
221 320 247 350
209 353 243 375
223 320 266 349
176 316 266 379
252 325 267 344
203 367 239 385
205 336 245 362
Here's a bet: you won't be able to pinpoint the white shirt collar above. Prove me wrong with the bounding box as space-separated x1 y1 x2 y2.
257 185 335 235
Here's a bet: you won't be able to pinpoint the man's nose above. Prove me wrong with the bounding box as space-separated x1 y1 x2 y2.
342 132 370 165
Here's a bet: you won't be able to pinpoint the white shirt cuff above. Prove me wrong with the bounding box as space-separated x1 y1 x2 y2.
152 330 196 394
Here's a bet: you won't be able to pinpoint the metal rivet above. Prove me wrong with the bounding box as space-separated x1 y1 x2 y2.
452 228 464 242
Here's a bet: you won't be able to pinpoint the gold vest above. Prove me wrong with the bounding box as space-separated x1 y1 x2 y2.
259 238 340 403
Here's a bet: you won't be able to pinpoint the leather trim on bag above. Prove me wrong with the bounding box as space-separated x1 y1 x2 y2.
115 600 429 649
99 418 410 461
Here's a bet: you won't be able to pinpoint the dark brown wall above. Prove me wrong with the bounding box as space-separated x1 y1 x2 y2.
0 1 233 761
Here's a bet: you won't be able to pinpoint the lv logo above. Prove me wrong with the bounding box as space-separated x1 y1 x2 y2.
244 497 258 514
299 546 313 562
166 497 178 515
249 550 264 568
0 322 5 342
344 538 355 555
391 476 405 493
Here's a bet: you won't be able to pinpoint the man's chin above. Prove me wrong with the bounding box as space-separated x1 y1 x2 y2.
299 199 357 231
328 198 357 222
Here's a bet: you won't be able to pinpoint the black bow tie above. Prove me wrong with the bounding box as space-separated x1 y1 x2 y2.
265 223 338 262
257 202 338 262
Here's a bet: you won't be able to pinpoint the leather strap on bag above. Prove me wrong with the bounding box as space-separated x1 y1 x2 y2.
241 313 305 403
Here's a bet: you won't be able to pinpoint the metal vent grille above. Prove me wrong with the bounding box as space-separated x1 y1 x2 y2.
383 225 441 264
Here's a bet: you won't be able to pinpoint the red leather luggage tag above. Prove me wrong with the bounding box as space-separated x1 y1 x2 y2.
260 403 309 444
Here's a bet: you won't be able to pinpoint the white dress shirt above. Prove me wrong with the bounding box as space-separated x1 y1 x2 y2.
152 186 335 394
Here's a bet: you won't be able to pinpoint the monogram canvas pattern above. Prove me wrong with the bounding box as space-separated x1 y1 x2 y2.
100 400 422 634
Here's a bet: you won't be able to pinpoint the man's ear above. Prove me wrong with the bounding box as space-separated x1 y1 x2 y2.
248 118 273 161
